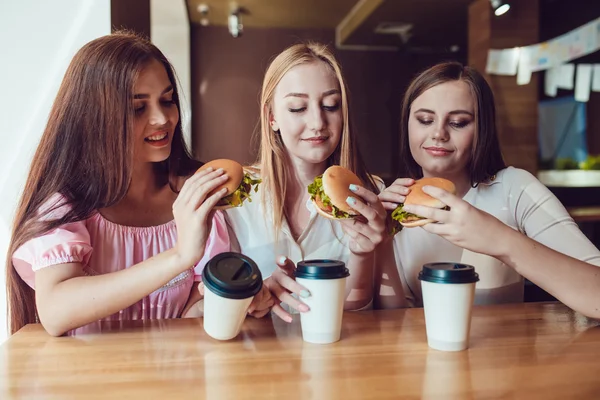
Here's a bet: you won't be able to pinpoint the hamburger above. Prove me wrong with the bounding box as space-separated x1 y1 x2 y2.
389 177 456 233
308 165 363 220
196 159 261 210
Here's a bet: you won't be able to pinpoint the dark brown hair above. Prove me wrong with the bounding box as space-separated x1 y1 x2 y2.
399 61 506 186
6 31 200 334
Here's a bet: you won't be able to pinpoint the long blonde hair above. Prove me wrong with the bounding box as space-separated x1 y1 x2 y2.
256 42 378 239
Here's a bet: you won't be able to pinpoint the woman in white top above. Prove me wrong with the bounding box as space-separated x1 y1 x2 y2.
224 43 389 322
377 62 600 318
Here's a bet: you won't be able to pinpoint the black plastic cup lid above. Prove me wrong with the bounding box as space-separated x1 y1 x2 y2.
295 259 349 280
418 263 479 284
202 252 263 299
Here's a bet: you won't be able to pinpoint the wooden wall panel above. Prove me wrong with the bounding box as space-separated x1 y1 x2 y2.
468 0 540 174
111 0 151 38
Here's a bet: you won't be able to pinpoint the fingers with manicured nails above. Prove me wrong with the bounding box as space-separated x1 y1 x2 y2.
275 256 297 277
343 197 386 236
271 303 293 323
348 186 386 217
345 196 379 222
269 274 310 312
348 185 377 201
266 257 311 316
275 257 311 297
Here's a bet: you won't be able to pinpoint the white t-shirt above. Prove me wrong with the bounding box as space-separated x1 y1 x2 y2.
393 167 600 306
224 172 385 278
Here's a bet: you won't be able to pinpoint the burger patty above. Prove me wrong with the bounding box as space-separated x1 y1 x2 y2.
314 195 333 213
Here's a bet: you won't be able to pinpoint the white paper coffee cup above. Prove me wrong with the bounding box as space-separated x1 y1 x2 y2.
419 263 479 352
202 252 262 341
295 259 349 344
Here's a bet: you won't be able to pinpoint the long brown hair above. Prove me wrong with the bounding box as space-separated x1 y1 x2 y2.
256 42 378 238
399 61 506 186
6 31 200 335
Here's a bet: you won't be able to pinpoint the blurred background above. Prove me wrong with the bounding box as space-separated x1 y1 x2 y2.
1 0 599 341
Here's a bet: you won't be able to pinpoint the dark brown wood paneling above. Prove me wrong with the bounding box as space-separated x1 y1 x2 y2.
190 25 462 180
111 0 151 38
469 0 540 174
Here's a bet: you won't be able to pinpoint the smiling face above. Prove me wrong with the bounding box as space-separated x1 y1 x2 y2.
408 80 476 179
132 59 179 164
269 61 343 167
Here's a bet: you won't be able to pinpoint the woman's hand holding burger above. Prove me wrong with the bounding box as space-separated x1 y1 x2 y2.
172 167 230 269
341 185 388 255
380 177 457 235
174 159 261 269
402 185 512 257
308 166 388 255
378 178 415 235
378 178 415 210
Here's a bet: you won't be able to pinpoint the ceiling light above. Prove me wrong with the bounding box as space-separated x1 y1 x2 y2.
490 0 510 16
197 3 210 26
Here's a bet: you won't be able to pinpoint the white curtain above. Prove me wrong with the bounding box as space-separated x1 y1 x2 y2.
151 0 192 148
0 0 111 343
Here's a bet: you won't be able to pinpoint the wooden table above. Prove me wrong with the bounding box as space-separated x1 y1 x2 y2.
568 206 600 223
1 302 599 399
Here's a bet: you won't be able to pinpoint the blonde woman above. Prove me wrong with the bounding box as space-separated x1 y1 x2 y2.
224 43 390 322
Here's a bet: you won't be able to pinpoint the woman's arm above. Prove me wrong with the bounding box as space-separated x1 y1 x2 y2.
372 238 410 309
35 249 191 336
499 170 600 318
375 177 416 309
498 226 600 319
344 251 375 310
339 185 388 310
34 168 230 336
403 177 600 319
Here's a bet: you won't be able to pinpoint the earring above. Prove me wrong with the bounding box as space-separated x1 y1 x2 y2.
271 122 279 132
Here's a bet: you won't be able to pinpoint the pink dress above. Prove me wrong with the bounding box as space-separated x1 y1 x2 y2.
12 195 230 335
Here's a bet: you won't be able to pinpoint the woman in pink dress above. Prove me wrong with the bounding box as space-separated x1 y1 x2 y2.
6 31 271 337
